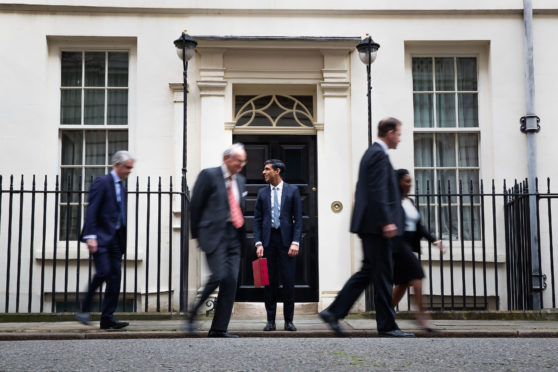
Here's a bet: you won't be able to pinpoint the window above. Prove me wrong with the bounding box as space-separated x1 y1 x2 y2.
59 51 129 240
235 95 314 127
412 57 480 241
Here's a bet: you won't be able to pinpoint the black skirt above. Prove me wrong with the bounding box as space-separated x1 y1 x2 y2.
393 239 425 285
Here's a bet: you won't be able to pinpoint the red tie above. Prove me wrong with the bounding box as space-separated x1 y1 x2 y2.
227 178 244 229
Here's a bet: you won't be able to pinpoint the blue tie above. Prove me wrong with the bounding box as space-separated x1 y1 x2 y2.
117 181 126 228
273 187 280 229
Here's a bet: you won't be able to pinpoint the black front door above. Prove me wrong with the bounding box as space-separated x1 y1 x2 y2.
234 135 318 302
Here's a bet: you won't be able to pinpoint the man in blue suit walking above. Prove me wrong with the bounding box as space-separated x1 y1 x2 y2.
254 159 302 332
76 150 135 329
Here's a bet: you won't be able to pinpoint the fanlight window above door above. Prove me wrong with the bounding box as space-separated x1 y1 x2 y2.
234 95 314 127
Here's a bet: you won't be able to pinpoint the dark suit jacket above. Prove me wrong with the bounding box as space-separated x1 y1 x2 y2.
350 142 403 236
80 173 127 251
253 182 303 248
403 198 436 253
190 166 247 255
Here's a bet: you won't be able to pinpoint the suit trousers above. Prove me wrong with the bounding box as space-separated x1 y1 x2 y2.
264 228 296 322
82 230 123 322
326 234 398 332
192 222 241 332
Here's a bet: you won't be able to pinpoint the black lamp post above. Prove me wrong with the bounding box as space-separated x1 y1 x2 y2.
357 34 379 312
356 34 380 146
174 30 197 312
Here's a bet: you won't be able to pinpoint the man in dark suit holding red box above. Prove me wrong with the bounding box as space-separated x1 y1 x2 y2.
254 159 302 332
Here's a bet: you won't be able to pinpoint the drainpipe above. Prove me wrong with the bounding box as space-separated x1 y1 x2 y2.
521 0 543 309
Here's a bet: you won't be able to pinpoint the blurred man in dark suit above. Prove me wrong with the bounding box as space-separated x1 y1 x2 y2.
76 150 135 330
187 143 247 338
319 117 414 338
254 159 302 332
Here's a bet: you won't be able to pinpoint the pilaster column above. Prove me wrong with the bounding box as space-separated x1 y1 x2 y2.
318 49 354 310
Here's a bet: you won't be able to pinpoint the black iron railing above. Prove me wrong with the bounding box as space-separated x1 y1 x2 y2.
0 174 189 313
1 175 556 313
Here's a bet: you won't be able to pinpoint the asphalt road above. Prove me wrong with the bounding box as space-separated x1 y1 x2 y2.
1 338 557 371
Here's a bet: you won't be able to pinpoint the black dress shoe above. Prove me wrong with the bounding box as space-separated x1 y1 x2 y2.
284 321 297 331
263 321 276 331
75 312 91 326
319 310 345 337
207 330 240 338
100 321 129 330
184 311 197 333
378 329 415 338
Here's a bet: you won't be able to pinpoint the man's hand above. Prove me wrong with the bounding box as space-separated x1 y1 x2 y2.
86 238 98 253
382 224 398 238
256 245 264 258
433 240 445 254
288 244 299 257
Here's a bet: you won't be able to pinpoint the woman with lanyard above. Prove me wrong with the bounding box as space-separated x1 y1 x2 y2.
392 169 444 332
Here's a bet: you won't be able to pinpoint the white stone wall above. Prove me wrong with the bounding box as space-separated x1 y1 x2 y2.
1 1 557 312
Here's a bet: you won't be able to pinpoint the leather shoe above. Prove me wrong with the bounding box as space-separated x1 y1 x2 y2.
263 321 276 331
75 312 91 326
207 330 239 338
100 320 129 330
184 311 197 333
284 321 297 331
319 310 345 337
378 329 415 338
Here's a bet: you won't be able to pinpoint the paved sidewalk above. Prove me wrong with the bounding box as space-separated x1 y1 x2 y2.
2 315 558 340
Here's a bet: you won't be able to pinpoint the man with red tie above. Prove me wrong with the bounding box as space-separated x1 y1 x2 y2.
187 143 247 338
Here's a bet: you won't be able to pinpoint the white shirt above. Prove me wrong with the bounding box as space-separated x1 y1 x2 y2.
221 163 240 202
374 138 389 154
270 181 283 216
402 198 420 232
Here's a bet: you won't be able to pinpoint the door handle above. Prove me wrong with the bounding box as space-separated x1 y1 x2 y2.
312 187 317 192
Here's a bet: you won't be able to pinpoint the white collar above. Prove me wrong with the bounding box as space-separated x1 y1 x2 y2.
221 164 233 180
270 180 283 190
374 138 389 154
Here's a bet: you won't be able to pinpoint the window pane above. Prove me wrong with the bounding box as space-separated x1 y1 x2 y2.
459 169 480 203
108 130 128 161
60 168 81 203
85 168 106 194
414 133 433 167
440 206 458 240
61 52 82 87
85 52 105 87
59 205 79 241
458 133 479 166
292 95 314 117
60 89 82 124
108 52 128 87
418 206 436 234
85 130 106 165
84 90 105 124
412 58 433 91
457 57 477 91
413 94 433 128
436 93 456 127
438 169 457 203
435 57 455 91
436 133 456 167
415 169 434 195
61 131 83 165
462 206 481 241
107 90 128 124
458 93 478 127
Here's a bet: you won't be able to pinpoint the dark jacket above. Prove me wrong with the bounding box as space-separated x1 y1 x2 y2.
80 173 127 252
403 198 437 253
190 166 247 255
253 181 303 248
350 142 404 236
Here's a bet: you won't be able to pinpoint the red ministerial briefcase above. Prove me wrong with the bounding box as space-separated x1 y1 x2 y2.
252 258 269 288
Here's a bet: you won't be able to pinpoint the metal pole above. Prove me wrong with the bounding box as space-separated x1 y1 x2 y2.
181 46 190 311
364 42 375 311
522 0 542 309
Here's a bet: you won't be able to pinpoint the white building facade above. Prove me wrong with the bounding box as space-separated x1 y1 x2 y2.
1 0 557 314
